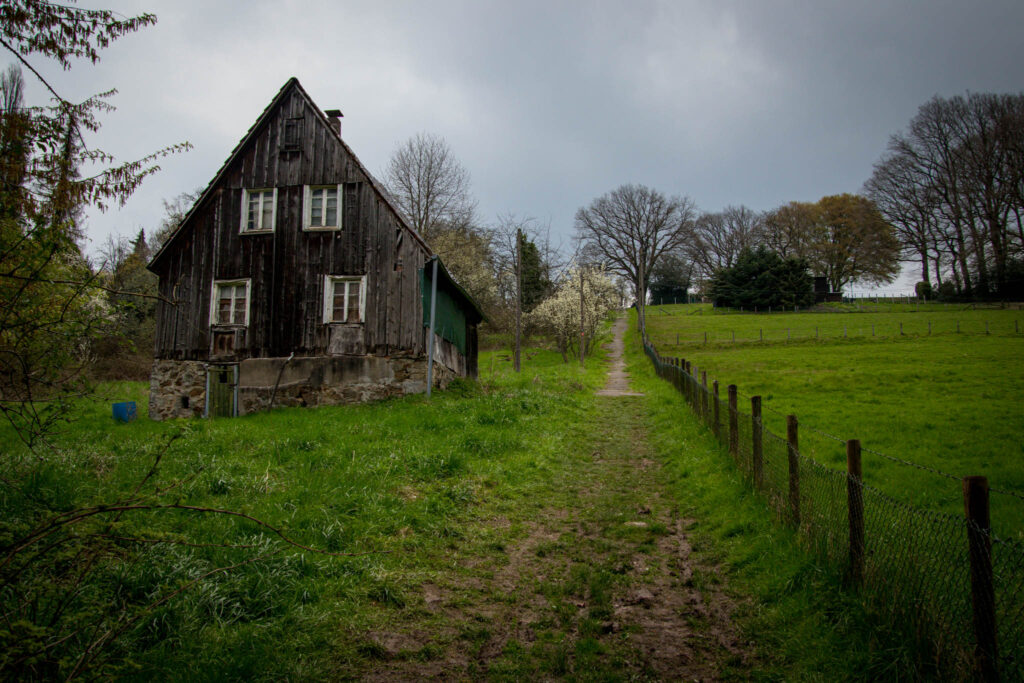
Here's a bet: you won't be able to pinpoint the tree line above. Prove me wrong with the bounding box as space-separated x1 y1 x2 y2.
61 90 1024 382
385 86 1024 353
569 91 1024 335
865 93 1024 300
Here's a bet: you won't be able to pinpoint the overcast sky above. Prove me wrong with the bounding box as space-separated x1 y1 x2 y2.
15 0 1024 292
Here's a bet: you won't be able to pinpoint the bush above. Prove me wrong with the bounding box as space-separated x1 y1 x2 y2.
708 247 814 309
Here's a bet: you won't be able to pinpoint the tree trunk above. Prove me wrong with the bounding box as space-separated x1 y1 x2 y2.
514 228 522 372
636 261 646 341
953 220 974 296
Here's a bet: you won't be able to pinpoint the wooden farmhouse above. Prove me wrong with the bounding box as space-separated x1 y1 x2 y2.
147 78 482 420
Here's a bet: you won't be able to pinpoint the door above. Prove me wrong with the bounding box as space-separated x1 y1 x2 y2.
206 364 238 417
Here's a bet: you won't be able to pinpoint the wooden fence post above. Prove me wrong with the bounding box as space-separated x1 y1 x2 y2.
728 385 738 460
691 364 699 416
684 361 693 405
963 476 998 681
847 439 864 587
751 396 763 488
689 363 697 414
712 381 721 439
787 415 800 526
701 371 708 424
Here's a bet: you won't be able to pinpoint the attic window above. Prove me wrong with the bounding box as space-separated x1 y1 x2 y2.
240 188 277 234
304 185 342 230
283 117 302 151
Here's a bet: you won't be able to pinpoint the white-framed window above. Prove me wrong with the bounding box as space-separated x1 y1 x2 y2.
304 184 342 230
323 275 365 324
210 279 251 326
240 188 277 233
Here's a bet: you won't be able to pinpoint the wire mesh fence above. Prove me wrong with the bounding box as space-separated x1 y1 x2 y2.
643 341 1023 679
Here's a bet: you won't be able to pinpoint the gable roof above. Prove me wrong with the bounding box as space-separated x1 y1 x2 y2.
147 77 485 324
147 77 432 270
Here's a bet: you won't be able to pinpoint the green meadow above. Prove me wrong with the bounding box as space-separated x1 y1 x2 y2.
0 350 608 679
643 303 1024 537
1 329 939 679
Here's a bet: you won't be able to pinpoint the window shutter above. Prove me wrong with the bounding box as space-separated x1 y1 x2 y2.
270 188 278 232
239 190 247 232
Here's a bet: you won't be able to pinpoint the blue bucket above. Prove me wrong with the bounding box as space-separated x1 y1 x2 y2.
112 401 137 423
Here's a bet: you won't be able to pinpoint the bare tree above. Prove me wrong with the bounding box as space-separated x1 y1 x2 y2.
866 93 1024 298
686 205 763 282
864 154 942 287
151 188 201 250
761 201 817 260
574 184 695 338
382 132 476 240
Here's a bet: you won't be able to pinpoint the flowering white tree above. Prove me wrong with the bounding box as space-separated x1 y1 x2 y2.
529 265 617 361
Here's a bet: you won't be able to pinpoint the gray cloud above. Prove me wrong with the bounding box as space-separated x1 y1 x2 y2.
13 0 1024 291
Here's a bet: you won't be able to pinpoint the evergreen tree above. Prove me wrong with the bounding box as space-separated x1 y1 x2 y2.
708 247 814 309
518 232 551 312
649 252 692 305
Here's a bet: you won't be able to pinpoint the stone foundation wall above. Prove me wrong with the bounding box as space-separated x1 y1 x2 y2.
148 355 457 421
149 360 207 420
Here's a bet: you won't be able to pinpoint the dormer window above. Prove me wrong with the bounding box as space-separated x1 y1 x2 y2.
240 188 277 234
304 185 342 230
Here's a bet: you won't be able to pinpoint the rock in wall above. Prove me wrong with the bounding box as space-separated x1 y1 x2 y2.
148 355 458 421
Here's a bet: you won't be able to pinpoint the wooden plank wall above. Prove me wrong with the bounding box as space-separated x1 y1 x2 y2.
152 85 431 361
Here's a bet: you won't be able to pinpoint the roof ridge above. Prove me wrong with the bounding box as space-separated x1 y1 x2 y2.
148 77 432 270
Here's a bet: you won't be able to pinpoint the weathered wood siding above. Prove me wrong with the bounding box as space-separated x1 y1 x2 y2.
152 84 430 361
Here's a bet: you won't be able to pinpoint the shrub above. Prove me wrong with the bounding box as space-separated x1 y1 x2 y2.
708 247 814 309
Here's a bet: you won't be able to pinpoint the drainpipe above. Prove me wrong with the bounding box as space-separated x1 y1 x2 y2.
426 256 439 398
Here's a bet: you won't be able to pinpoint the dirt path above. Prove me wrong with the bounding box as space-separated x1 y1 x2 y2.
355 319 748 680
597 316 644 397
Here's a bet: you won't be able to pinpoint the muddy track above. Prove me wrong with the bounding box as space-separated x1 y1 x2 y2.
356 318 749 680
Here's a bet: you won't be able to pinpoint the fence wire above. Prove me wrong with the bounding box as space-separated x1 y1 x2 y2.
643 342 1023 679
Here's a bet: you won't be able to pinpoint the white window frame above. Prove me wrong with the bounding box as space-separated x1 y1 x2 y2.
323 275 366 324
210 279 251 327
239 188 277 234
303 184 343 231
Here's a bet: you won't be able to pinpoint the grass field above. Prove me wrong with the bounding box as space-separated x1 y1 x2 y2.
643 302 1024 537
650 301 1024 344
0 327 939 679
621 318 948 679
1 350 611 679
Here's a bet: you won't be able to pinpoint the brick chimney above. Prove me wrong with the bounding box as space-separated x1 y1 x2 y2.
325 109 343 136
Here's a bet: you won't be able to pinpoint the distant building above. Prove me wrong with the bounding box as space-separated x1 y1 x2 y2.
813 276 843 303
147 78 482 420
